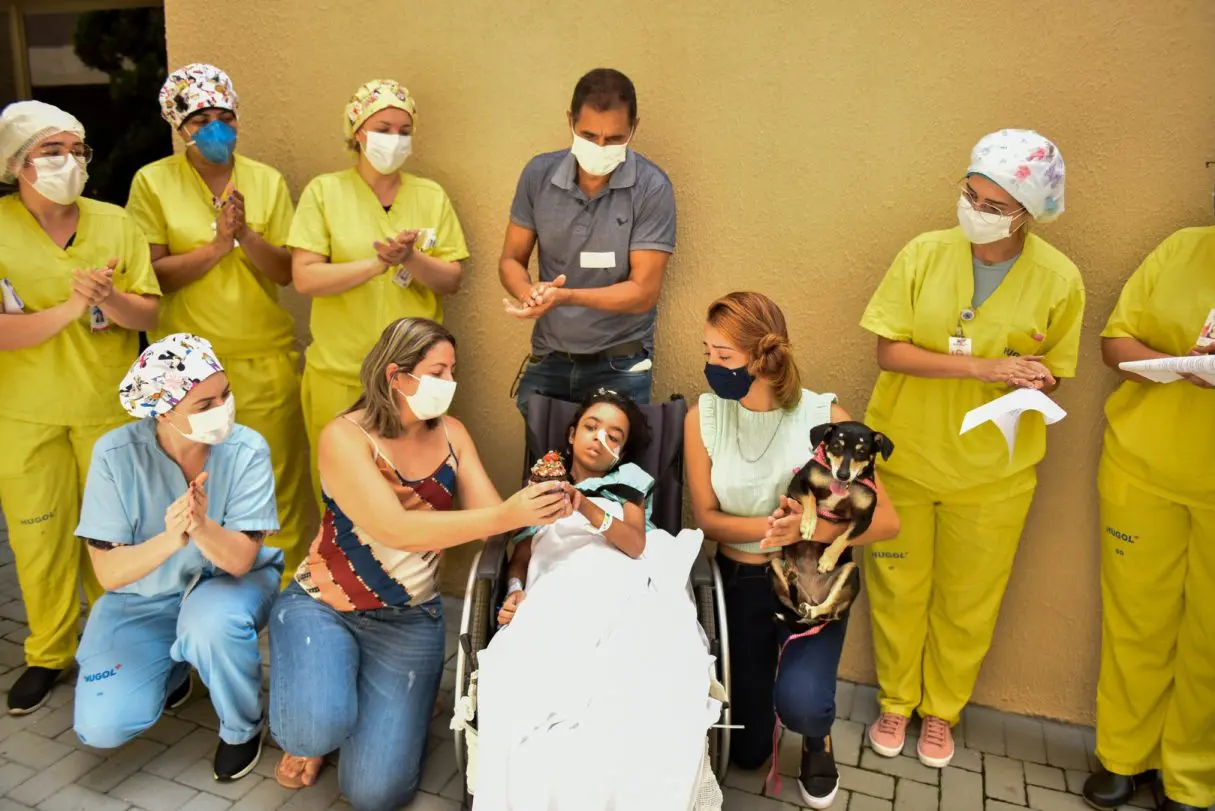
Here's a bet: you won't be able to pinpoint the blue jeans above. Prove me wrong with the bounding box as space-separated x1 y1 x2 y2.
717 552 849 770
515 350 653 417
268 582 445 811
74 565 280 748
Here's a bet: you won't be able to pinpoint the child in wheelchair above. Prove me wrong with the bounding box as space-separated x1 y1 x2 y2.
470 389 724 810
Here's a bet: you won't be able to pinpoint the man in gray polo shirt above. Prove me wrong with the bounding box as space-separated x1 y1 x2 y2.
499 68 676 416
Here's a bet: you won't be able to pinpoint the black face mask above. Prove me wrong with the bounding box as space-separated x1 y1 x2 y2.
704 363 754 401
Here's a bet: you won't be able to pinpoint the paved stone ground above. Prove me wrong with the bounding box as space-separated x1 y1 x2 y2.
0 517 1161 811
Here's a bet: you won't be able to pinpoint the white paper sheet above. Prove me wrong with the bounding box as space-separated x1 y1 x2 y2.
960 388 1067 460
1118 355 1215 385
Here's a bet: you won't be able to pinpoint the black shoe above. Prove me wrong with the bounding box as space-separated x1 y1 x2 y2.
214 731 263 782
1159 801 1205 811
799 735 841 809
1082 766 1157 810
164 675 192 711
7 667 62 715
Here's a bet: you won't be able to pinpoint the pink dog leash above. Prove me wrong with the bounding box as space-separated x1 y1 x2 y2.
764 623 826 797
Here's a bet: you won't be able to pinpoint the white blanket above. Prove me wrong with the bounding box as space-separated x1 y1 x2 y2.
473 502 720 810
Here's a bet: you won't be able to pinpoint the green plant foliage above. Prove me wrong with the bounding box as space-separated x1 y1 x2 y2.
72 7 171 205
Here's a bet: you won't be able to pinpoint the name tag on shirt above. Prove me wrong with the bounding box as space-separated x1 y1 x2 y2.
417 227 437 252
1198 307 1215 347
948 336 973 356
580 251 616 269
391 267 413 288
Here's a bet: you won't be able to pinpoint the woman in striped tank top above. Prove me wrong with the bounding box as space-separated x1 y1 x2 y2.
267 318 568 810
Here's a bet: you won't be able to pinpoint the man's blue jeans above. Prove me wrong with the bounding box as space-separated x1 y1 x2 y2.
515 350 653 417
268 582 445 811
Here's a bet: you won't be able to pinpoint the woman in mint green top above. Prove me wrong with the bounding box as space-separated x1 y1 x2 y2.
685 291 900 809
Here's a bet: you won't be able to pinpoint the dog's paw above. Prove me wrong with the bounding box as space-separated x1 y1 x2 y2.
816 550 841 574
799 513 817 541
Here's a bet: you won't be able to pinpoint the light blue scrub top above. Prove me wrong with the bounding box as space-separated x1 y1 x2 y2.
76 419 283 598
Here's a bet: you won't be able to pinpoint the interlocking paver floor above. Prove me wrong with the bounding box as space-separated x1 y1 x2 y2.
0 517 1156 810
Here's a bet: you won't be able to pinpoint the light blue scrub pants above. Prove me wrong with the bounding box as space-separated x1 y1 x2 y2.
73 565 281 748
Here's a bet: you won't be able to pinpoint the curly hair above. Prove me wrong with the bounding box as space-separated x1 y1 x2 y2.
565 387 652 467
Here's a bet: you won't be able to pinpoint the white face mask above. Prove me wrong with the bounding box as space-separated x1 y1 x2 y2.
570 132 628 177
397 374 456 421
29 156 87 205
173 394 236 445
956 195 1019 245
363 132 413 175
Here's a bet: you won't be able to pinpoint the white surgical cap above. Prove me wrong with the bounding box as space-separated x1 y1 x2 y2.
967 129 1066 222
0 100 85 183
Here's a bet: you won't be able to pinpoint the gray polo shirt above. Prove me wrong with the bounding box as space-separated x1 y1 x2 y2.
510 148 676 355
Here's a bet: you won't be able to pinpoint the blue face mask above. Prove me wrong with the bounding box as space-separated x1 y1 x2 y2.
704 363 754 401
191 120 237 165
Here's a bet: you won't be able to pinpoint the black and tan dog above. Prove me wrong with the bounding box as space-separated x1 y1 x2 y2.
770 421 893 629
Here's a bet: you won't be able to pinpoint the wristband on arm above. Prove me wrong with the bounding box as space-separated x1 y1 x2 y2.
507 577 524 595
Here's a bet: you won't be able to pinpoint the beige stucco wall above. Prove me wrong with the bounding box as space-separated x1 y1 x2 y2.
164 0 1215 725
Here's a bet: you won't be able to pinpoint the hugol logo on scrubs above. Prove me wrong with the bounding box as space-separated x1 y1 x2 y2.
83 663 122 683
1105 526 1138 544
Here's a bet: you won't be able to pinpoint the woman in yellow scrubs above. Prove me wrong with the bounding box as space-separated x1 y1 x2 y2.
859 129 1085 768
289 79 470 508
1080 223 1215 811
126 64 313 584
0 101 160 714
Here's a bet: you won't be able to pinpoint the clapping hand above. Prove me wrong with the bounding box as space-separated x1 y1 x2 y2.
71 258 117 307
373 230 418 268
760 496 805 550
503 274 566 319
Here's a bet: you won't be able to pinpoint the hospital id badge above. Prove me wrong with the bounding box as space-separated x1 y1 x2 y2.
948 336 973 356
416 227 437 252
0 278 24 313
89 305 111 333
1197 307 1215 348
391 266 413 288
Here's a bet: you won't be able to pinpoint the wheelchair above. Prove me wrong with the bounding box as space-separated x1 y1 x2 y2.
451 393 732 805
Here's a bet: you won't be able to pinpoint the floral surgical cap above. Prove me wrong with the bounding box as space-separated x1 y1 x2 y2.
119 333 224 419
159 63 238 129
344 79 417 140
967 129 1066 222
0 100 85 183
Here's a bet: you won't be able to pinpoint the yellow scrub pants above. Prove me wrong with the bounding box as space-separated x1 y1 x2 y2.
1094 458 1215 807
300 364 362 514
0 418 112 669
223 352 316 589
862 469 1037 725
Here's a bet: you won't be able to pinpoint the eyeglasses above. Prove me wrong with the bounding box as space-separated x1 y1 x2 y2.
956 178 1026 224
30 143 93 167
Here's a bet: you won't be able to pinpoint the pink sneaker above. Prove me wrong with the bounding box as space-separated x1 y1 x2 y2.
916 715 954 768
868 713 907 757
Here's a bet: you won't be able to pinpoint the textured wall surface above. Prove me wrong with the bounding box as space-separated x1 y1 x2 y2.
165 0 1215 724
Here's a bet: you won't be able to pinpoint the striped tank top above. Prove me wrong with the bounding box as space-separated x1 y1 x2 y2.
294 415 458 610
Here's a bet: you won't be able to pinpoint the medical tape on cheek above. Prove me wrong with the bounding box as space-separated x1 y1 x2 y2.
596 429 620 460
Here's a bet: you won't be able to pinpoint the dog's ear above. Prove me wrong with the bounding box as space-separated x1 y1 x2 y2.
809 423 836 450
874 432 895 460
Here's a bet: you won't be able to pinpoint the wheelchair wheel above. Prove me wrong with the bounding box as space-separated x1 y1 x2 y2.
453 547 484 782
710 555 732 779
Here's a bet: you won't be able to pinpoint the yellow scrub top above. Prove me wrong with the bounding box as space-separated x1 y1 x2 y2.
861 227 1086 495
1101 225 1215 508
287 168 470 384
126 153 296 358
0 195 160 426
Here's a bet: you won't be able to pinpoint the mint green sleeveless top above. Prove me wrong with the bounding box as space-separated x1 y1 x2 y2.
699 388 838 554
